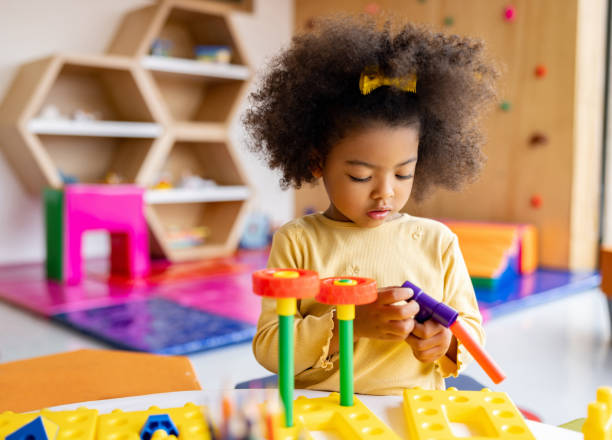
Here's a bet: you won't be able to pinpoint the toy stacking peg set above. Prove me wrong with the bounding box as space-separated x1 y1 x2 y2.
252 269 508 438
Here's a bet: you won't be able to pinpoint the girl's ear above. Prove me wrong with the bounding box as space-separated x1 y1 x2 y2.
312 167 322 178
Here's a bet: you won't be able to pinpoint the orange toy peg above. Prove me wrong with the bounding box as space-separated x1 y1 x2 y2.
449 319 506 384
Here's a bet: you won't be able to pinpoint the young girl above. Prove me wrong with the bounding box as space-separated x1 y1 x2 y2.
244 15 497 395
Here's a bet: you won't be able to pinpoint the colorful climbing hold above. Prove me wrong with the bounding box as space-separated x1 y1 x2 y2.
530 194 543 209
535 65 548 78
503 5 516 22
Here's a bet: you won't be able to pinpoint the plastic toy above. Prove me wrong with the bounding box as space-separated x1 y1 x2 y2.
252 268 319 427
583 386 612 440
403 387 535 439
44 184 150 284
150 39 172 57
0 408 98 440
194 45 231 63
316 277 377 406
140 414 179 440
5 416 58 440
402 281 506 384
98 403 210 440
275 393 401 440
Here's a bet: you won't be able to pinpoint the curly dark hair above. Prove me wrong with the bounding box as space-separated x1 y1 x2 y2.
243 14 498 201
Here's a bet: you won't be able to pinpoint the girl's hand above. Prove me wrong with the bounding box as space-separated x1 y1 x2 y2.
405 320 454 363
353 286 419 341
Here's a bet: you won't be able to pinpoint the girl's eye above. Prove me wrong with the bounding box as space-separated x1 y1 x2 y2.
348 175 371 182
396 174 414 180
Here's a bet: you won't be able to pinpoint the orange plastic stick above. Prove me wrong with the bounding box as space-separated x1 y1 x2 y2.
449 320 506 384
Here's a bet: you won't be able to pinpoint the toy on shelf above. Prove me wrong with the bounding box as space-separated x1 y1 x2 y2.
402 280 506 384
583 386 612 440
239 211 271 250
403 387 535 439
150 38 173 57
252 268 319 427
44 184 150 284
194 45 232 63
316 277 377 406
166 225 211 249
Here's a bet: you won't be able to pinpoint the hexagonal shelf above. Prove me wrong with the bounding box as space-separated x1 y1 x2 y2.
108 0 250 134
144 138 251 261
0 54 165 191
0 0 253 262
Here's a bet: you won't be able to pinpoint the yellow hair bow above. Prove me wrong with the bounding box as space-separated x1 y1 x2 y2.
359 66 417 95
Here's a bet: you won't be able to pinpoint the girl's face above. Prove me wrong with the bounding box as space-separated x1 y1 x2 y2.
320 124 419 228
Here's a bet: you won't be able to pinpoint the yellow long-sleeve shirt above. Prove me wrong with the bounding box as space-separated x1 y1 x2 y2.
252 213 484 395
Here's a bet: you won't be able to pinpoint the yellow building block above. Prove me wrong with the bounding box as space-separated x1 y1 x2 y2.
583 386 612 440
403 387 535 440
274 393 401 440
97 403 210 440
0 408 98 440
3 416 58 440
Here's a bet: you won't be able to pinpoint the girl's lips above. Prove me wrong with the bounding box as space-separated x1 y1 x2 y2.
367 210 390 220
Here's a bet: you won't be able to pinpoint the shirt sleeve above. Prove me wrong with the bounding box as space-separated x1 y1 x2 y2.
251 227 336 374
436 234 486 378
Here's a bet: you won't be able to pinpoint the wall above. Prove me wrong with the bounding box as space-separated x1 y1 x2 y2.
294 0 607 270
0 0 294 264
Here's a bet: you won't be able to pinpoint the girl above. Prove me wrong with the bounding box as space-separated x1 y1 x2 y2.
244 15 497 395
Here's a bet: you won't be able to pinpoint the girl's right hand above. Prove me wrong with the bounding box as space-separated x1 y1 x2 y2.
353 286 420 340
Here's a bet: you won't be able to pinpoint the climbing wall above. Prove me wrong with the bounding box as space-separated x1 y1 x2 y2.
293 0 607 270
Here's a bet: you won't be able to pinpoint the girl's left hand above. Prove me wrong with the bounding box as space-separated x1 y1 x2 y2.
405 320 453 364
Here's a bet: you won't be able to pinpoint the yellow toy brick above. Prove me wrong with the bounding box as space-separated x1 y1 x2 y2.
3 416 58 440
403 387 535 440
97 403 210 440
583 386 612 440
0 408 98 440
274 393 401 440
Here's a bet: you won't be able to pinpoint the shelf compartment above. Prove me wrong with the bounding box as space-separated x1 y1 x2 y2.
39 135 156 184
149 69 247 124
147 199 250 261
0 54 163 193
156 139 248 186
37 58 156 123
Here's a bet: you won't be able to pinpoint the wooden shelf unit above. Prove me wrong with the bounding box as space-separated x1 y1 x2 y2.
0 0 253 262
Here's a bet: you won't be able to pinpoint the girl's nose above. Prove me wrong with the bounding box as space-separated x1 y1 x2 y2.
372 177 394 200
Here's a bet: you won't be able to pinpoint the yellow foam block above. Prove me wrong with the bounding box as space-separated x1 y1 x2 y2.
0 408 98 440
97 403 210 440
403 388 535 440
275 393 401 439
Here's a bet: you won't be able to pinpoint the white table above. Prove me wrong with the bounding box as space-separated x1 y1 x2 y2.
49 389 582 440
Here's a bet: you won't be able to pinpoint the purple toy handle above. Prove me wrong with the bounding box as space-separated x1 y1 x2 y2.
401 280 458 327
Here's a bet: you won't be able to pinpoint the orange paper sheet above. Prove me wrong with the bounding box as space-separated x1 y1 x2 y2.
0 349 202 413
